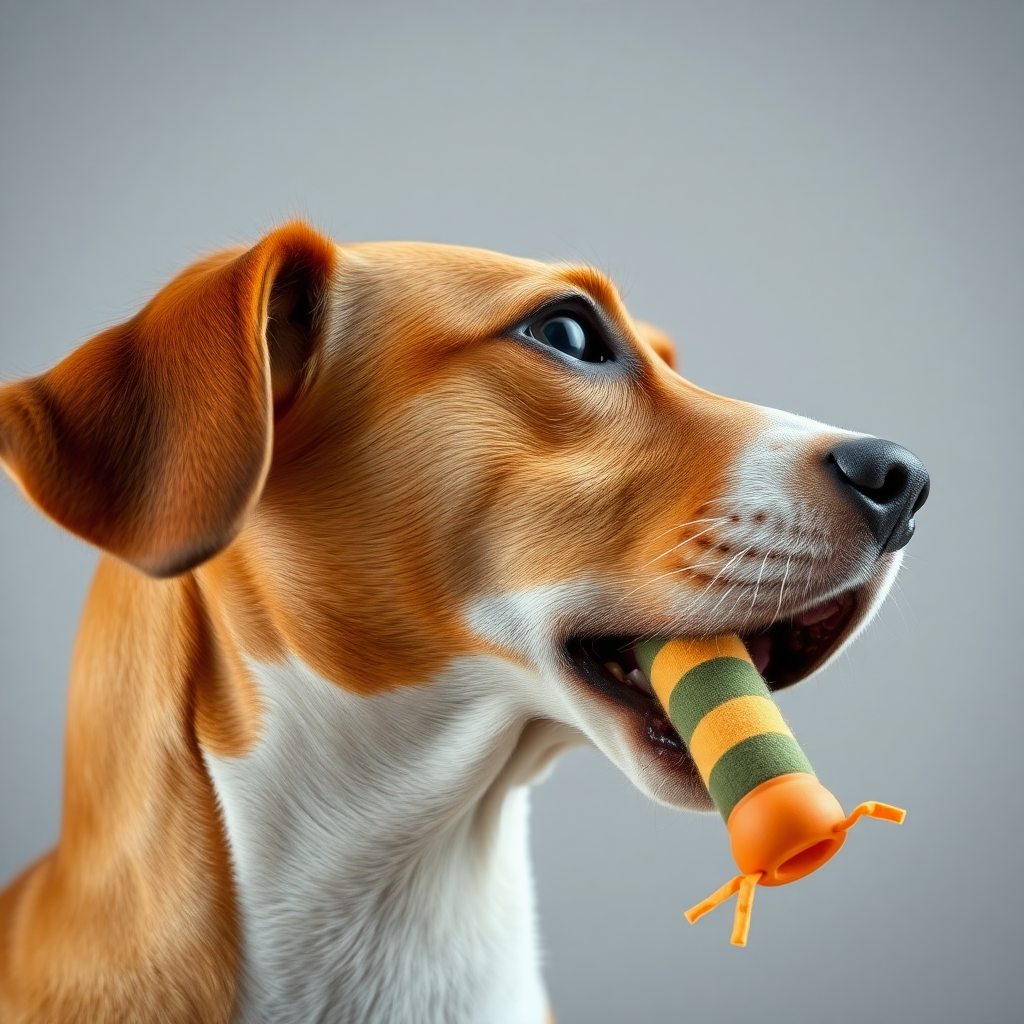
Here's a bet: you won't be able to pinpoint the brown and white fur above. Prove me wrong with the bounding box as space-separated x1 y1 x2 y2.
0 224 910 1022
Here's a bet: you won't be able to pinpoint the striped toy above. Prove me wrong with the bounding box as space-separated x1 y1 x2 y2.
635 634 904 947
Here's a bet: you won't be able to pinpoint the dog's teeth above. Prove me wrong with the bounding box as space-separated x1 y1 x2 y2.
626 668 654 696
604 661 626 682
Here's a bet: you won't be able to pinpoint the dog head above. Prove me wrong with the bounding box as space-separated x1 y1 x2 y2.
0 223 929 808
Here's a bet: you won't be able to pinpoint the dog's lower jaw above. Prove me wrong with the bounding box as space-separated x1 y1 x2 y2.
206 656 559 1024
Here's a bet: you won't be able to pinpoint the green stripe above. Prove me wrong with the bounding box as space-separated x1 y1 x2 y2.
667 658 767 745
634 638 667 679
708 733 815 821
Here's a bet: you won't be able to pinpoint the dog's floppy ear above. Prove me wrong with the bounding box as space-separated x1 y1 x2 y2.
636 320 676 370
0 222 336 577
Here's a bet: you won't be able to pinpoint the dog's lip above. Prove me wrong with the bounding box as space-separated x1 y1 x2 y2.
565 637 690 757
563 588 862 757
740 589 859 690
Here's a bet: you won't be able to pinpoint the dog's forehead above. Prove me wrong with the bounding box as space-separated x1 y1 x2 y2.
337 241 626 334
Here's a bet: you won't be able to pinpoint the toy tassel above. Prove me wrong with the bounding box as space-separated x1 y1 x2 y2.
635 635 905 947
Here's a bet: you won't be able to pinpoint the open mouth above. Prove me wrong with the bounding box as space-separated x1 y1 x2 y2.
565 590 859 755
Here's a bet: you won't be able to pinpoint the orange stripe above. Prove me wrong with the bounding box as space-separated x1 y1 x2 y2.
687 694 792 783
648 634 750 708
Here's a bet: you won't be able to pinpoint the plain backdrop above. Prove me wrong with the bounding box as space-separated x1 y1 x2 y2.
1 2 1021 1021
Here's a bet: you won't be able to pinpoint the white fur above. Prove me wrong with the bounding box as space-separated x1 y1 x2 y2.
205 655 554 1024
462 407 905 812
206 407 905 1022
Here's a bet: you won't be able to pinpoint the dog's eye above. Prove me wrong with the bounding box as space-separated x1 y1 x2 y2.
528 315 611 363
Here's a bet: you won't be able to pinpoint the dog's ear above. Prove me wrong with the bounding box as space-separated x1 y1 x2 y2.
0 222 336 577
635 320 676 370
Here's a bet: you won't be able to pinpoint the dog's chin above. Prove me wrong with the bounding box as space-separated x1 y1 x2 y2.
560 557 901 810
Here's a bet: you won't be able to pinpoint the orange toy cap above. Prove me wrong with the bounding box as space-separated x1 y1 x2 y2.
634 633 907 946
727 772 847 886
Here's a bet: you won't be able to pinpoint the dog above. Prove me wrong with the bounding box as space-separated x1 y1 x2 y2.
0 223 929 1023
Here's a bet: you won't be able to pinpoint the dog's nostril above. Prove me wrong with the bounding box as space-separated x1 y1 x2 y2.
861 463 909 506
826 438 930 553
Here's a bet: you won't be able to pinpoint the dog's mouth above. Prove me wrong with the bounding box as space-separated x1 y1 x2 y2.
565 590 859 756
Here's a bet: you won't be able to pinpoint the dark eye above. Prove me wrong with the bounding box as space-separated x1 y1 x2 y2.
528 315 612 363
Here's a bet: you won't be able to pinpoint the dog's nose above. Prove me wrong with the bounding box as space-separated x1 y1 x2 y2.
826 437 930 552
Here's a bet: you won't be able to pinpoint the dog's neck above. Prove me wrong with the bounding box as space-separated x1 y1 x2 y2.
204 649 571 1024
35 555 570 1023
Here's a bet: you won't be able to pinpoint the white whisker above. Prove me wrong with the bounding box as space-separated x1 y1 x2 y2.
748 550 771 619
773 556 792 621
636 520 729 573
704 548 754 619
648 516 728 545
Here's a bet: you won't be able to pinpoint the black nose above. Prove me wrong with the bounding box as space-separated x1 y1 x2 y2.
826 437 930 552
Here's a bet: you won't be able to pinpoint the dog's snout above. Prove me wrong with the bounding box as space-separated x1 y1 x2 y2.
826 437 930 552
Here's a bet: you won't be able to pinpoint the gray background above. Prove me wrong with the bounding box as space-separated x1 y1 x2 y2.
1 1 1021 1021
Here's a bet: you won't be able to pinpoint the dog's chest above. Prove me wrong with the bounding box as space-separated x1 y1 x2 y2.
204 656 549 1024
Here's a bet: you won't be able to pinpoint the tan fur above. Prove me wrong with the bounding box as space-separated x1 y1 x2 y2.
0 225 854 1019
0 561 240 1022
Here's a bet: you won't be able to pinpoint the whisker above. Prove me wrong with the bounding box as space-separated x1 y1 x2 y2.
704 549 754 619
621 539 739 601
703 581 743 625
800 560 815 606
772 556 793 622
899 551 931 566
619 561 713 602
673 558 740 573
891 575 920 626
728 583 759 635
648 516 729 545
681 558 739 619
884 576 914 633
748 550 772 620
681 549 753 629
636 520 730 573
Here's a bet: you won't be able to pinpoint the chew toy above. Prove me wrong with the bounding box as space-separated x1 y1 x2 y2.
635 634 904 947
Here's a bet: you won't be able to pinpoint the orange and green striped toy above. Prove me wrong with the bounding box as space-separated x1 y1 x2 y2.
635 634 905 947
